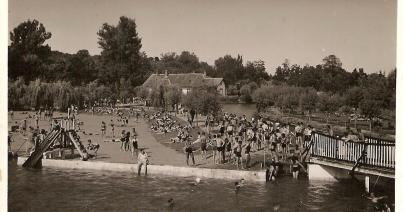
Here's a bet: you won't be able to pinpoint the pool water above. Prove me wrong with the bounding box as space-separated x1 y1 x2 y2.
8 161 393 211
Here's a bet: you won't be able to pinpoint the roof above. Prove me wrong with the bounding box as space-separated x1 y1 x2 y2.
142 73 223 89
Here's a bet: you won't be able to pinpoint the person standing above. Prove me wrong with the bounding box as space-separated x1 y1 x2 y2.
244 141 252 168
200 132 207 160
216 134 224 164
137 149 149 175
110 120 115 138
131 135 139 157
205 115 210 134
124 131 130 151
8 135 13 152
326 125 334 137
234 139 243 169
35 115 39 129
120 130 126 151
184 137 195 166
190 109 196 127
101 121 106 137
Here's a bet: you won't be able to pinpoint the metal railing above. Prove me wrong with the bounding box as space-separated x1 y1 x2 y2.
310 132 395 169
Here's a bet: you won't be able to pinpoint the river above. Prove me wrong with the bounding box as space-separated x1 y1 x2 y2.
222 103 256 119
8 160 393 211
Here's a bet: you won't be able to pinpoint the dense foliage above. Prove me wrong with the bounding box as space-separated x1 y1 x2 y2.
8 18 396 123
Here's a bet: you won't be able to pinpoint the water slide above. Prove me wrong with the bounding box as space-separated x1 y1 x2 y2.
67 131 88 160
23 130 61 168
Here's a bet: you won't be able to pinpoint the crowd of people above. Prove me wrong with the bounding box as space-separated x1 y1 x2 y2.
148 112 181 134
141 110 317 179
194 113 311 178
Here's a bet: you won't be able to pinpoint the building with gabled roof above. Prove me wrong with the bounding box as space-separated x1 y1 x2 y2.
142 70 226 96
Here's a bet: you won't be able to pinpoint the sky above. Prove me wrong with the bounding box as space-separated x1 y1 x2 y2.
8 0 397 74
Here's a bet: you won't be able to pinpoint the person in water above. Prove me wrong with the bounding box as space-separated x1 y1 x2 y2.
363 192 391 212
167 198 174 208
137 149 149 175
234 179 245 193
267 157 280 181
290 155 306 179
189 177 201 186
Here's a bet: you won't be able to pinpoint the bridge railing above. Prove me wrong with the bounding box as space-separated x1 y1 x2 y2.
310 132 395 169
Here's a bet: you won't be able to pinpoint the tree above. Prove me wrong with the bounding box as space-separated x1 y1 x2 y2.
299 88 318 113
214 55 244 85
97 16 143 91
64 49 96 85
9 19 52 81
345 87 363 109
322 54 342 70
240 84 252 103
359 98 382 131
164 86 182 112
183 89 221 116
244 60 269 84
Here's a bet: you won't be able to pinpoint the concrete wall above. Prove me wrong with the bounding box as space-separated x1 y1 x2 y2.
308 163 350 181
17 157 266 182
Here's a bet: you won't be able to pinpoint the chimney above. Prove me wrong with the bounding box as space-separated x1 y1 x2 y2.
164 70 168 78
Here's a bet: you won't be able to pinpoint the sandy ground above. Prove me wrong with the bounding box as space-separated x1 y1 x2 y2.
8 111 223 167
8 110 274 171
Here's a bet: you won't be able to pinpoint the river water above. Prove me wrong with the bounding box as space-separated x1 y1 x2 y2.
222 103 256 119
8 161 393 211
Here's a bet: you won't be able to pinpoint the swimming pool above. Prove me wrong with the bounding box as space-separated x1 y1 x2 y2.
8 161 393 211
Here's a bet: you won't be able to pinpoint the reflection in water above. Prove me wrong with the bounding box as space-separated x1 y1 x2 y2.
8 161 391 211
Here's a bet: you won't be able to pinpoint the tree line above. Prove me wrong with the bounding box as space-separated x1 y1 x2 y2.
8 17 396 119
8 18 270 105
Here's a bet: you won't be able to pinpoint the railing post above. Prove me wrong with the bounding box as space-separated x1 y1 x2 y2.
335 138 339 160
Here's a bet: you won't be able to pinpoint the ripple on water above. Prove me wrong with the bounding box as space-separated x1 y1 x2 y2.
8 161 390 211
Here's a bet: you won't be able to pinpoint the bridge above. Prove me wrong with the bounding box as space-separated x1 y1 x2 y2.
307 132 395 191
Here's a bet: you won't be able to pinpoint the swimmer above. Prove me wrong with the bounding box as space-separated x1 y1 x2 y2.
234 182 241 193
167 198 174 207
273 204 281 211
239 178 245 186
363 192 391 212
234 178 245 193
189 177 201 186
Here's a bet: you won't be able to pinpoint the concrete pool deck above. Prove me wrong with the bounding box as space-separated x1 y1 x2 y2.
17 157 266 182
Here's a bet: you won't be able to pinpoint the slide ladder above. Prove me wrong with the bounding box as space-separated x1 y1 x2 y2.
67 131 88 160
23 130 61 168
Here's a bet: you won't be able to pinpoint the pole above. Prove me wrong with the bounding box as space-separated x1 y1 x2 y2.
365 176 370 193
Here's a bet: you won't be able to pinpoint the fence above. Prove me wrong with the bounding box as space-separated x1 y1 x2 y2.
310 132 395 169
